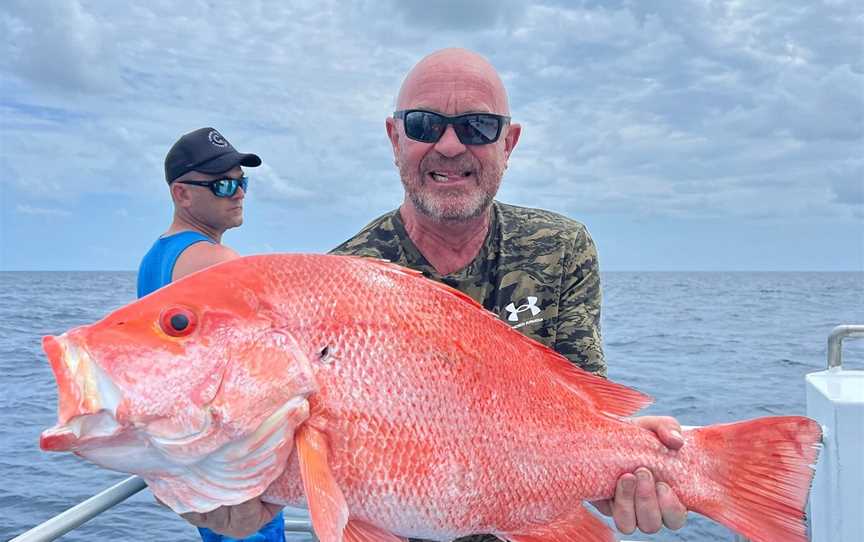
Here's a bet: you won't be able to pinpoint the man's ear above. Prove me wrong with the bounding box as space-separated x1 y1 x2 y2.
503 122 521 162
170 182 190 207
385 117 401 166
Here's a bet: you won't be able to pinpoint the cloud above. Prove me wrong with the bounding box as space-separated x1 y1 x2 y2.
486 1 864 221
251 163 319 203
0 0 122 93
386 0 527 30
830 162 864 205
0 0 861 270
16 204 72 217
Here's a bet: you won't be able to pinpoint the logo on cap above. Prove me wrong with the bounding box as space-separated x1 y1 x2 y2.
208 130 228 147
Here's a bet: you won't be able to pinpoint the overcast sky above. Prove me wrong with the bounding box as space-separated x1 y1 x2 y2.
1 0 862 271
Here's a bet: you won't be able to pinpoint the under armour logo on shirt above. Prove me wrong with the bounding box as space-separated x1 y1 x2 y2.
505 296 541 322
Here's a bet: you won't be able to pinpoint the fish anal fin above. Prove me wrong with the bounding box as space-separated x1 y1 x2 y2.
296 425 348 542
534 342 652 417
505 504 616 542
344 519 407 542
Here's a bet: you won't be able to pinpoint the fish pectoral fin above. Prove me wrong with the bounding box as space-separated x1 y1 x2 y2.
296 424 349 542
505 504 616 542
344 519 407 542
294 424 406 542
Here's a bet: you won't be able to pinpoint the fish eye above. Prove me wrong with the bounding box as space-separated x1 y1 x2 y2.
159 307 197 337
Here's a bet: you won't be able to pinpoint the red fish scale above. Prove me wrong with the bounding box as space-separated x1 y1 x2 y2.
42 254 819 541
252 255 698 537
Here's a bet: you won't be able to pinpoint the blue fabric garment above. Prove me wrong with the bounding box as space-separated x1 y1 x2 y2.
137 231 214 297
136 230 286 542
196 512 285 542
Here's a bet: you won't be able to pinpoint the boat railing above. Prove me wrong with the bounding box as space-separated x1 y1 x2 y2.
827 324 864 368
8 476 318 542
9 476 148 542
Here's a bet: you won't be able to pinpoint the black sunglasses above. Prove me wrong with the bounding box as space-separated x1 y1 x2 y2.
175 176 249 198
393 109 511 145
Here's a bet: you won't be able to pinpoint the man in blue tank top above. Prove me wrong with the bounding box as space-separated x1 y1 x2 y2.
137 127 286 542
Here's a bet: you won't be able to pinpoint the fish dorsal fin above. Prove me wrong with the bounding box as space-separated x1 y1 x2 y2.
532 340 652 417
296 425 350 542
344 519 407 542
505 504 616 542
353 256 651 417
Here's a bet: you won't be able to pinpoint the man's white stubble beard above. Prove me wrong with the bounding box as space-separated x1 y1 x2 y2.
399 166 503 223
409 187 492 222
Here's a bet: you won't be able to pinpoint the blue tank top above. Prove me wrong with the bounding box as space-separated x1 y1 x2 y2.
136 232 287 541
136 231 214 298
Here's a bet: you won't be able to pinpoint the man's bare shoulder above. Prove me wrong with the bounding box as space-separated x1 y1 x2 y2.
172 241 240 281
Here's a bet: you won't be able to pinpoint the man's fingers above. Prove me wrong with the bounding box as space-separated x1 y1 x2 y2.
182 506 226 530
180 511 205 526
632 416 684 450
657 419 684 450
657 482 687 530
633 468 662 534
611 473 637 534
230 498 283 538
169 498 281 538
178 502 255 537
230 498 264 523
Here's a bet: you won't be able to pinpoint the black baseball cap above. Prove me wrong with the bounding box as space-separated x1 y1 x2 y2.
164 127 262 183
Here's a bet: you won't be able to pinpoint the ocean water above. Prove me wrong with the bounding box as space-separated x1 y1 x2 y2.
1 271 862 542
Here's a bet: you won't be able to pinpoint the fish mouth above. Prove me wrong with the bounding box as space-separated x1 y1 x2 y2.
40 334 124 451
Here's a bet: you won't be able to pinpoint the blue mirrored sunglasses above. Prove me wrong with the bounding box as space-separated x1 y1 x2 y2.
175 176 248 197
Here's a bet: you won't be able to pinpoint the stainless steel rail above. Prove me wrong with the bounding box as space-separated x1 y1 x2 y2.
9 476 318 542
10 475 147 542
827 324 864 368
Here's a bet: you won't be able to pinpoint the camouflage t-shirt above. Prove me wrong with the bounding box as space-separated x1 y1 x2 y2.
330 201 605 376
329 201 606 542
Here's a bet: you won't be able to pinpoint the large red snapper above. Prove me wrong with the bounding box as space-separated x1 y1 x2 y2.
40 254 820 542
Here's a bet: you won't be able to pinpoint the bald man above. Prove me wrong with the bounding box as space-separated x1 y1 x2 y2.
330 48 687 541
184 49 689 540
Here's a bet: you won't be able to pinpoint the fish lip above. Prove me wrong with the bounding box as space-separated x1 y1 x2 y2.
41 334 125 451
40 411 124 451
40 423 82 451
43 334 87 425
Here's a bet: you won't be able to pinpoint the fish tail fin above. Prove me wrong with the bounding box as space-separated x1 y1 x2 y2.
690 416 821 542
